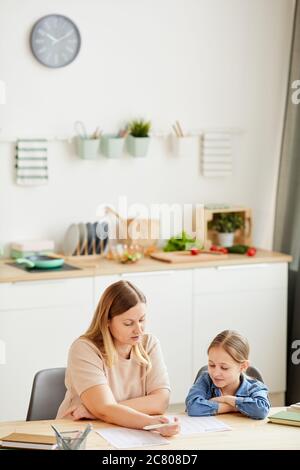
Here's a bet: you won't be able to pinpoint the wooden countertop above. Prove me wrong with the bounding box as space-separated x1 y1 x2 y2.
0 408 299 449
0 249 292 284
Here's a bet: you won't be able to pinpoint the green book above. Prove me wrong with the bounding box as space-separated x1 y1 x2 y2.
10 249 53 259
268 410 300 427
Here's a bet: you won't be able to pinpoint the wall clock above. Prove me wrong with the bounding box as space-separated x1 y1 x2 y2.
30 14 81 68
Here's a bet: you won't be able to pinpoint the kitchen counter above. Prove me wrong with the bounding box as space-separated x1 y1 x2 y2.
0 249 292 283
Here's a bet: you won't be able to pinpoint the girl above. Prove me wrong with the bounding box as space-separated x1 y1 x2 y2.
185 330 270 420
57 280 179 436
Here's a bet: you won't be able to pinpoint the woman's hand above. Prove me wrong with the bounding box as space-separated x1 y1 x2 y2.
62 403 97 421
150 416 180 437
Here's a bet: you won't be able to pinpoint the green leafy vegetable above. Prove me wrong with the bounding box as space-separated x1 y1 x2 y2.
163 231 203 252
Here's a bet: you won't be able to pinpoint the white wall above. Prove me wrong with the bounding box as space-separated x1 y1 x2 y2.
0 0 295 254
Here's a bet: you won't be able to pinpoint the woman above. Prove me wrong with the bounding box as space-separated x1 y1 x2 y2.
57 280 179 436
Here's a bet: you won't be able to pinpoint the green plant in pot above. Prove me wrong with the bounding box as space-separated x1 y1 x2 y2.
127 118 151 157
209 212 245 247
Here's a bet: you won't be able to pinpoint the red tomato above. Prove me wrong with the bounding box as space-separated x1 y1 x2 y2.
247 247 256 257
190 248 200 256
210 245 218 251
220 247 228 254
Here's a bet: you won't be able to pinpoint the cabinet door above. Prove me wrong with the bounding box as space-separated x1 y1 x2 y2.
193 264 287 393
0 279 94 421
0 277 93 310
121 270 193 403
94 275 120 308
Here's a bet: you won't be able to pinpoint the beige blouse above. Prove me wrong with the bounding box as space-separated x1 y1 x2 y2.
57 334 170 418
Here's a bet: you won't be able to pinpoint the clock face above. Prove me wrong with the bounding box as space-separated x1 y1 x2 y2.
30 14 81 68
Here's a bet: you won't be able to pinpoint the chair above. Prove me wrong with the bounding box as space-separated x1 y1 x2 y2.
194 365 264 384
246 366 264 383
26 368 66 421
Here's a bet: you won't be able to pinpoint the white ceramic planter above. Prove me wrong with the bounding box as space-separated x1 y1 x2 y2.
75 137 100 160
101 135 124 158
172 135 199 158
127 135 150 158
217 232 235 247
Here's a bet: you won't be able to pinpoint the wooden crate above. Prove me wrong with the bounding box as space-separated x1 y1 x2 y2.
203 206 252 247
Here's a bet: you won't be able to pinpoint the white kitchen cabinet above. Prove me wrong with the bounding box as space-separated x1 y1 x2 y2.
94 275 120 308
0 278 94 421
0 277 93 311
193 263 288 393
120 270 193 404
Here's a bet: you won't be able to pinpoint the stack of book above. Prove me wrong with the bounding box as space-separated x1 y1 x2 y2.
268 403 300 427
287 402 300 412
0 433 57 450
10 239 55 259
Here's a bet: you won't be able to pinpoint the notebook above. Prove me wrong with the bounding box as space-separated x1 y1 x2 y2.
0 432 57 450
268 411 300 427
287 402 300 413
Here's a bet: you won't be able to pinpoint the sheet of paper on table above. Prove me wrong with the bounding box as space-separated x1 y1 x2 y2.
96 428 170 449
168 415 232 435
96 416 231 449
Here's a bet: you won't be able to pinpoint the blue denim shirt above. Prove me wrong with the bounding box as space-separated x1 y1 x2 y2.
185 372 270 420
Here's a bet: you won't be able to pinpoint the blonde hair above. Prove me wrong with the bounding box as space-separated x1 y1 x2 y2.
82 280 151 370
208 330 249 363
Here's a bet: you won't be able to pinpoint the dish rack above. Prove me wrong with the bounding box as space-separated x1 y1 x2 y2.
63 221 109 259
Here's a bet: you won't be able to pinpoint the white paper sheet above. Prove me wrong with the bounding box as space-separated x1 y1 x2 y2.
96 428 170 449
96 416 231 448
168 415 232 435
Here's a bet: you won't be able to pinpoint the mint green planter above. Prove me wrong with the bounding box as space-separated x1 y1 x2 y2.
75 136 100 159
101 135 124 158
127 135 150 158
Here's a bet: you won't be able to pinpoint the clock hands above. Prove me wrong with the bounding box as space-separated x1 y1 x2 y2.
45 33 59 43
54 30 74 44
45 30 73 46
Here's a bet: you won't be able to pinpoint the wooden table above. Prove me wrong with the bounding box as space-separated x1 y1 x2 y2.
0 408 299 450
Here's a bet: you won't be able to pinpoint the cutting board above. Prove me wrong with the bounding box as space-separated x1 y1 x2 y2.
150 250 228 263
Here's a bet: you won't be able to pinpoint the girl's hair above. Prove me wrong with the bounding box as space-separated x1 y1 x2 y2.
208 330 249 363
82 280 151 369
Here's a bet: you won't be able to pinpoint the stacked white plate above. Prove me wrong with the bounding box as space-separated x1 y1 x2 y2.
63 221 109 256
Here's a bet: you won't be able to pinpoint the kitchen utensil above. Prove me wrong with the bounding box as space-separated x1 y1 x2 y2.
74 120 88 139
91 127 102 139
150 250 228 263
16 255 64 269
105 207 159 251
64 224 80 256
175 120 184 137
172 124 180 137
86 222 94 255
95 220 109 254
78 222 87 255
118 128 128 138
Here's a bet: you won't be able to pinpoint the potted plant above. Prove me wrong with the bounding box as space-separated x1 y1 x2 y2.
127 118 151 157
209 212 245 247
